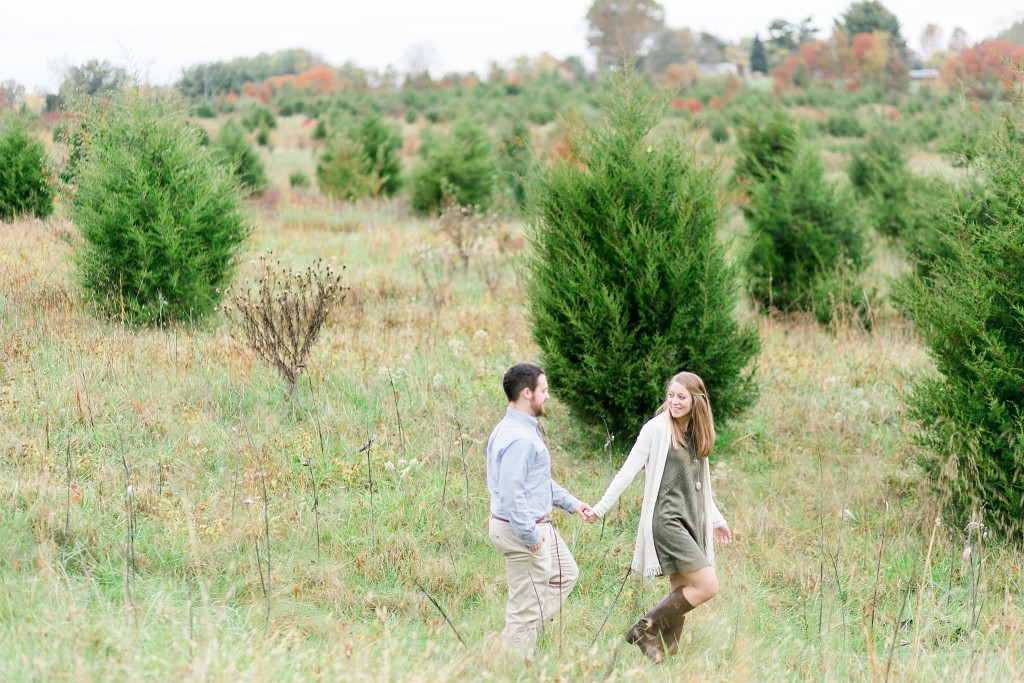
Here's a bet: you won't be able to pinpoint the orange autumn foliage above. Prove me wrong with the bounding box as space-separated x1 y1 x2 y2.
941 40 1024 96
239 66 343 102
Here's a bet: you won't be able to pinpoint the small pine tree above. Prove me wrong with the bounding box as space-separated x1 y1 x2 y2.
745 147 867 314
355 113 402 197
849 126 917 238
311 119 328 141
734 110 800 186
525 73 760 439
213 120 268 194
0 115 54 220
895 113 1024 539
288 170 310 188
750 35 768 74
316 135 379 200
409 118 497 215
824 109 865 138
496 119 532 207
315 114 401 200
70 91 252 326
242 106 276 132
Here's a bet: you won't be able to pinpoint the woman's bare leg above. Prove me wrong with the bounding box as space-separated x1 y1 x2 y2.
668 565 719 606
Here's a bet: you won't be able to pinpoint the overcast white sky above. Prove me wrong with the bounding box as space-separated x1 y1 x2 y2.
2 0 1021 91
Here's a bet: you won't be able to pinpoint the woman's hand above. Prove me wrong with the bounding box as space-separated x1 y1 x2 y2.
714 524 732 544
575 503 596 523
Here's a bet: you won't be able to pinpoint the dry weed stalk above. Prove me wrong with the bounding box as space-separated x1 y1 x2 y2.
236 404 272 629
452 415 471 535
224 253 347 394
885 576 914 683
119 440 137 606
260 467 271 627
254 467 271 631
62 443 72 543
360 434 378 552
870 496 890 632
386 369 407 455
309 412 327 559
440 426 453 507
413 578 466 647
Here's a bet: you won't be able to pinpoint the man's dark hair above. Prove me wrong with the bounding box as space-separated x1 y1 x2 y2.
503 363 544 402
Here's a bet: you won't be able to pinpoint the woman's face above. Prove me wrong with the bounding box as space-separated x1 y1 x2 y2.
666 382 693 419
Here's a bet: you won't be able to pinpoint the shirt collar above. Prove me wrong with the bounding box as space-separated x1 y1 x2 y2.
505 407 539 430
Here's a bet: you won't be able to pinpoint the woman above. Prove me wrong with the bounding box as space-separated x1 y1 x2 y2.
587 371 732 662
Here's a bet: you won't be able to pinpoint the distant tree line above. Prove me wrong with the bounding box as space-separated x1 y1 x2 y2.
178 49 323 100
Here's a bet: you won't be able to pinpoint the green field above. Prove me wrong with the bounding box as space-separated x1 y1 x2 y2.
2 179 1022 681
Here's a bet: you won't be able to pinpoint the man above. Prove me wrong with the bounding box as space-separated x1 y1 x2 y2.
486 363 593 656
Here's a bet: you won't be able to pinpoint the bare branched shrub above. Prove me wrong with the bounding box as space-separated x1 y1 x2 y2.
410 193 510 306
437 194 498 274
411 245 451 308
224 253 347 393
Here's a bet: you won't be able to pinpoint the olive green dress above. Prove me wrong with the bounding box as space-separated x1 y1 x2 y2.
652 445 710 576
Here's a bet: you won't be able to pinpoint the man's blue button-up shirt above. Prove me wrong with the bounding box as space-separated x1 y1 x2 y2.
486 408 581 547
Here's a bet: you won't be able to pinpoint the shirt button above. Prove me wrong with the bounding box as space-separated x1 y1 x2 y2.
695 481 702 490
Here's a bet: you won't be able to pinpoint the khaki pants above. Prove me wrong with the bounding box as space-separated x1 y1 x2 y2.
488 518 579 655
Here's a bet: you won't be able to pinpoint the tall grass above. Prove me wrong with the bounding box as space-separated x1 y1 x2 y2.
1 199 1022 681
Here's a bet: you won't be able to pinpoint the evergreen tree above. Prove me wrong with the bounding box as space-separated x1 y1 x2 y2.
213 120 268 194
70 91 251 326
736 112 867 316
356 113 402 197
733 110 799 186
848 126 914 238
497 119 532 207
895 113 1024 538
745 146 866 314
316 113 402 200
750 35 769 74
316 135 378 200
0 115 54 220
409 118 496 215
525 73 759 440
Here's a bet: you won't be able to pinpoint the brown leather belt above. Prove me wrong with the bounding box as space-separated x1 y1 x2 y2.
491 514 551 524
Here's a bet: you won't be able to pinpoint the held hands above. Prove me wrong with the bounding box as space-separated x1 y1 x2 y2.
714 524 733 544
530 502 597 551
576 503 598 524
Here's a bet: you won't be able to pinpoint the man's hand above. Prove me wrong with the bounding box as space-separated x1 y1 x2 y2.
576 503 598 524
529 533 546 552
714 524 733 544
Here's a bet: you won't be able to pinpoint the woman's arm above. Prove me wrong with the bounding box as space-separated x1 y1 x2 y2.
591 422 655 517
710 498 726 529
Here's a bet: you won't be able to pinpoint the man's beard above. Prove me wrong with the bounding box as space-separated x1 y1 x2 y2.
530 397 545 417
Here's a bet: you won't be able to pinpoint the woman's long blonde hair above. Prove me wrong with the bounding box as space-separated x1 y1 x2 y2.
656 371 715 457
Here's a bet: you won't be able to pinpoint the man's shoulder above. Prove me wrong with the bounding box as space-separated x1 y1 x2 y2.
490 417 541 447
491 413 540 440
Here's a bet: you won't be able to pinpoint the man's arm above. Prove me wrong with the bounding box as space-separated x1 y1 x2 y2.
497 439 540 548
550 479 582 516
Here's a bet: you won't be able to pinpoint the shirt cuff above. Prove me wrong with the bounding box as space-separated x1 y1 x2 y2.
520 526 540 547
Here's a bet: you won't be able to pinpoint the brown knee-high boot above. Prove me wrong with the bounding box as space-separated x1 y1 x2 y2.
624 587 696 662
661 615 686 656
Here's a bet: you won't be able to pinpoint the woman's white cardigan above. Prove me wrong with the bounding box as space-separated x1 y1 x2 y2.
592 412 726 577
